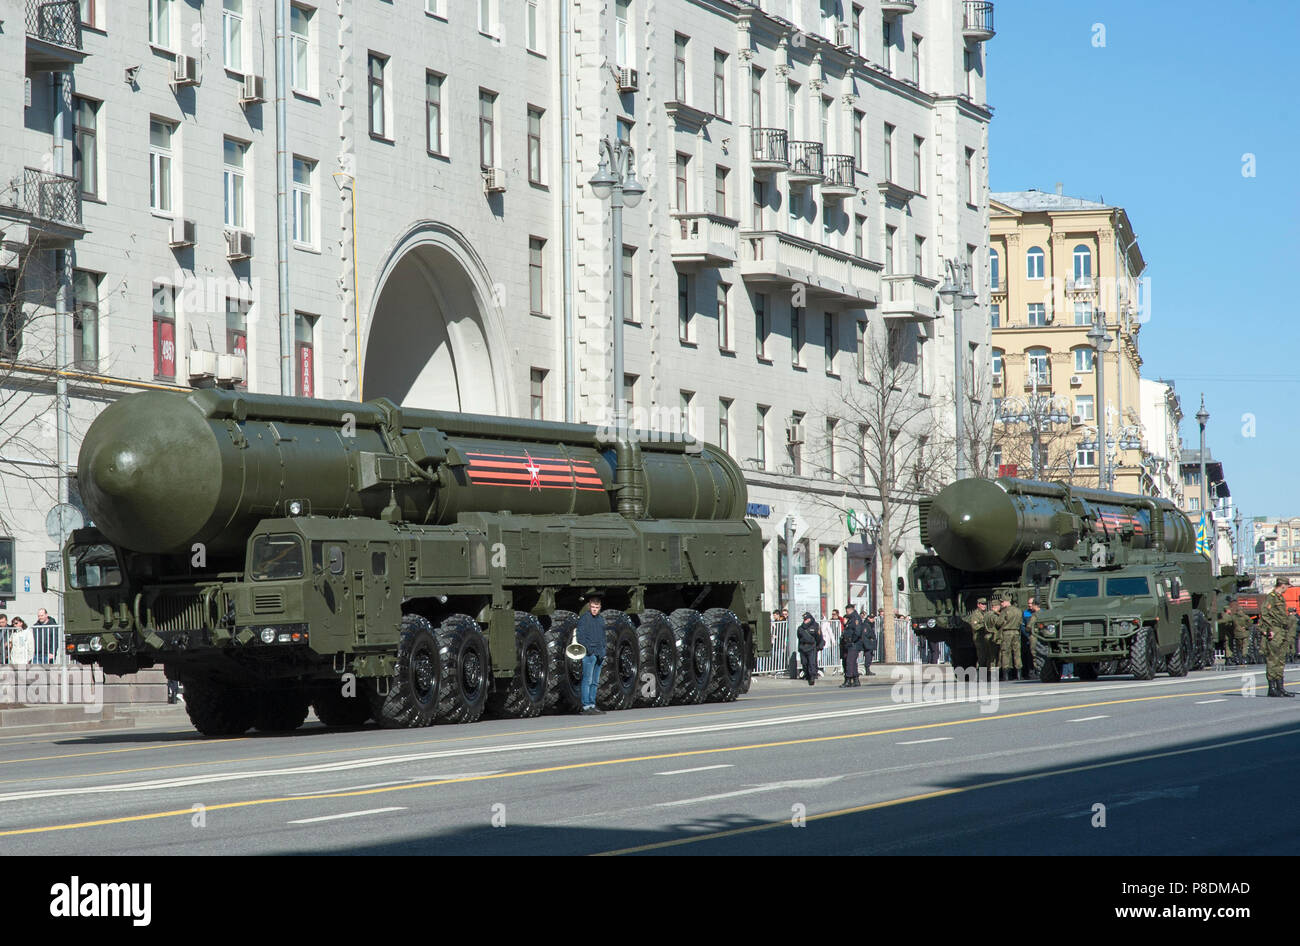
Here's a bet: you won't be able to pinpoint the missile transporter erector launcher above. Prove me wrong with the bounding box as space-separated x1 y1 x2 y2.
907 477 1218 678
62 389 770 735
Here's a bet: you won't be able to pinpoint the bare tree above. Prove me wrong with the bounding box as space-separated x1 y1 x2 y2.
960 362 1000 480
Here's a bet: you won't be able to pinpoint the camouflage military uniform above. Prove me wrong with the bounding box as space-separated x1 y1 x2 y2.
998 597 1023 677
1225 606 1250 665
1259 582 1295 697
969 600 992 669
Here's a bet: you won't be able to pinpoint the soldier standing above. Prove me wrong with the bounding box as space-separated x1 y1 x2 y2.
1224 599 1251 665
968 597 990 671
1260 578 1295 698
998 594 1024 681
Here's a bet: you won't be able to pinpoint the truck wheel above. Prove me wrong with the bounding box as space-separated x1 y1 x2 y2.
374 614 442 728
1096 660 1119 676
544 611 582 713
1036 652 1061 683
951 645 978 672
254 690 311 733
434 615 490 724
312 687 372 728
1193 612 1212 670
597 611 640 712
738 633 754 695
634 610 677 708
1076 663 1099 681
704 608 746 703
1127 626 1155 680
184 680 255 736
486 613 551 719
1166 624 1191 677
671 609 713 704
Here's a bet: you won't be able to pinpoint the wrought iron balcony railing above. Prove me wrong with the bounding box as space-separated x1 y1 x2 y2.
26 0 82 51
1 168 83 228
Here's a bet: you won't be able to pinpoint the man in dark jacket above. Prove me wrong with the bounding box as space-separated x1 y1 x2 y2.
861 608 878 676
839 603 864 687
576 593 607 714
796 612 823 686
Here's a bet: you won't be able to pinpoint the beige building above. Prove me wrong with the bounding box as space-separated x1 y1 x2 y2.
988 189 1146 492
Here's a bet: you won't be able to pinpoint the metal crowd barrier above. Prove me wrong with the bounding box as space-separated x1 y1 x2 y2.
755 617 948 675
0 623 66 666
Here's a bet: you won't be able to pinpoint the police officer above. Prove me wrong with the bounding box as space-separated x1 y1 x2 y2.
1223 599 1251 666
1260 578 1295 698
839 604 864 687
797 612 824 686
998 594 1024 681
861 607 878 676
968 597 990 671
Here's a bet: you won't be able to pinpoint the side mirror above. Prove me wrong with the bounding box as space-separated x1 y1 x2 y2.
896 576 905 593
40 568 48 594
1170 579 1181 599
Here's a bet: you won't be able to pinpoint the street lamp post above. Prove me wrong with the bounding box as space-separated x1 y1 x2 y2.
588 137 645 435
938 260 976 480
1234 506 1244 573
1087 313 1113 489
996 375 1071 479
1196 395 1211 567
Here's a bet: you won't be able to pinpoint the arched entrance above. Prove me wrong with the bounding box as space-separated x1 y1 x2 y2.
363 222 510 413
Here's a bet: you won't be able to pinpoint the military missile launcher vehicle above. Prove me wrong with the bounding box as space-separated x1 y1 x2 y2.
906 477 1217 678
59 389 770 735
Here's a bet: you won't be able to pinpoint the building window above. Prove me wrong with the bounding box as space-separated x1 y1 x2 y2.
791 306 802 366
674 34 689 103
530 368 546 420
149 119 175 213
913 236 924 277
964 47 974 96
479 90 497 168
223 0 244 72
152 284 176 380
1074 301 1093 326
149 0 173 49
226 295 248 388
478 0 497 35
917 336 928 394
1027 303 1047 327
680 390 694 439
617 117 633 145
527 106 544 183
1076 445 1097 468
965 148 975 205
295 313 317 397
854 214 866 258
857 424 868 484
751 66 763 126
622 245 636 323
824 312 836 374
990 303 1000 328
757 406 768 469
425 0 446 16
855 320 866 380
717 282 730 351
368 54 387 138
0 269 19 359
755 292 767 359
826 418 837 477
1074 347 1094 372
223 138 249 230
967 245 977 293
715 166 728 216
1073 244 1092 284
990 247 999 289
291 4 313 93
73 97 98 199
912 136 923 194
623 374 636 419
616 0 632 67
786 81 798 137
853 110 864 169
73 271 100 370
1075 395 1094 421
911 34 921 85
1027 347 1050 385
79 0 98 28
852 4 863 52
1026 245 1045 279
991 348 1003 382
885 225 896 274
881 19 891 72
526 0 542 52
713 50 727 117
678 272 691 341
789 411 804 475
883 123 894 182
290 157 315 246
425 72 445 154
529 237 546 315
675 152 690 211
718 398 731 454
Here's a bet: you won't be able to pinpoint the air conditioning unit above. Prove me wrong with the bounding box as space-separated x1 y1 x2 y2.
188 350 219 383
217 352 246 386
240 74 266 105
172 54 200 87
168 218 197 248
834 22 852 48
225 230 253 261
1070 374 1083 386
992 373 1003 386
1071 413 1085 425
617 67 639 93
786 423 805 444
483 167 507 194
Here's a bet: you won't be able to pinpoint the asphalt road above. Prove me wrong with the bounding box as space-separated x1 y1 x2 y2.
2 666 1298 855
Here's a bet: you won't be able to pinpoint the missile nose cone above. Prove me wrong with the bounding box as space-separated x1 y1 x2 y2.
89 442 143 499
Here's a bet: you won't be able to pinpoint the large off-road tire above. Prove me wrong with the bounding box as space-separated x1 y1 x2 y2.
373 614 443 728
1190 611 1212 671
486 613 552 719
253 690 311 733
1166 624 1191 677
312 686 372 728
184 680 256 736
1035 649 1061 683
544 610 582 713
738 637 753 695
597 610 640 712
1076 663 1099 681
1096 660 1120 676
950 644 978 673
434 614 490 724
704 608 746 703
1127 625 1155 680
672 609 714 704
634 610 677 708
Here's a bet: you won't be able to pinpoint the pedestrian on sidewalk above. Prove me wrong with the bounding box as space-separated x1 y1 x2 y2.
576 592 608 714
839 604 864 687
7 617 33 666
797 612 823 686
861 606 878 676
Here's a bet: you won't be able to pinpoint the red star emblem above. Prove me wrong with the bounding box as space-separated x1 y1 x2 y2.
524 450 542 491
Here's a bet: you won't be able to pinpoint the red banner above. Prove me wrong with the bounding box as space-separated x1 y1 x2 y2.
298 343 313 398
154 319 175 379
998 464 1019 478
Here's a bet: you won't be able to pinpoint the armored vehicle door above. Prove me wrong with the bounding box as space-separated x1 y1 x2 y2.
351 541 400 648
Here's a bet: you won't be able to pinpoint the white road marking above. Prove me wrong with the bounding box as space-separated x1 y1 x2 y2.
287 807 407 824
1195 699 1227 705
287 773 502 796
1068 716 1110 722
657 776 844 808
655 764 734 776
895 737 953 745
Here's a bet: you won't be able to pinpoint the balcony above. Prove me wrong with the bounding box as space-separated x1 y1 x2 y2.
1066 276 1097 295
880 0 916 15
880 274 938 322
0 168 86 244
1023 369 1051 391
962 1 995 42
739 230 879 309
751 128 789 176
671 212 739 269
787 141 824 186
821 154 857 198
26 0 86 69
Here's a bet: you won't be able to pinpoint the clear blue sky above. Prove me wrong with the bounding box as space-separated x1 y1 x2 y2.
987 0 1300 519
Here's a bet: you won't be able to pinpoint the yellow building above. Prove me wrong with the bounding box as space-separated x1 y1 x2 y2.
988 189 1147 493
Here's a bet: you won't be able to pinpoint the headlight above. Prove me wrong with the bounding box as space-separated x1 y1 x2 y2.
260 628 277 644
1039 624 1057 638
89 636 103 652
1114 621 1135 634
927 618 936 628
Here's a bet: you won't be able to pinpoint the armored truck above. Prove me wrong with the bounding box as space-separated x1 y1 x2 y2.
59 389 770 735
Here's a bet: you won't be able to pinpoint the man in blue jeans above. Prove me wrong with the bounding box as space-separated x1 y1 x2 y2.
576 592 607 715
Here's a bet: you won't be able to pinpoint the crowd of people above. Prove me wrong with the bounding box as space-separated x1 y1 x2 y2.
0 608 59 665
774 604 895 683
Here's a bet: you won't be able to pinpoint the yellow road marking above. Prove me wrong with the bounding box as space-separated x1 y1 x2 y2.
0 681 1272 839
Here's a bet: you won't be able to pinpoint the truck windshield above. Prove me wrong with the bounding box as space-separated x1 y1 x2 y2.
1106 576 1150 596
251 534 305 581
1054 579 1099 600
67 543 124 589
913 565 947 592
